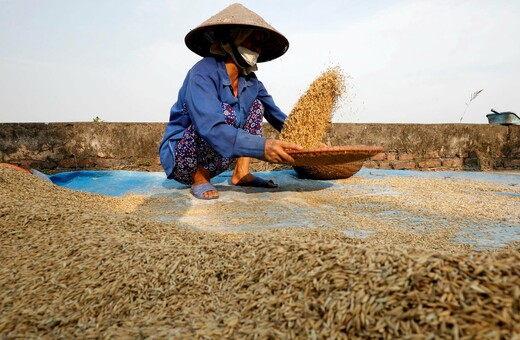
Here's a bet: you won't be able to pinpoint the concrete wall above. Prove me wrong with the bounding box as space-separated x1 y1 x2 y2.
1 122 519 172
0 123 164 171
325 124 520 170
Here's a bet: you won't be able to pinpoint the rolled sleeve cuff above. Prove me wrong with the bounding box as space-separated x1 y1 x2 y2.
233 133 266 159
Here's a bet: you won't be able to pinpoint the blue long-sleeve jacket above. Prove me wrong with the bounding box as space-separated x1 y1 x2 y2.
159 57 287 177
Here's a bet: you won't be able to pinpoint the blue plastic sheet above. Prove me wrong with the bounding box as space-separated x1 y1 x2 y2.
50 170 183 197
49 168 520 197
47 168 520 249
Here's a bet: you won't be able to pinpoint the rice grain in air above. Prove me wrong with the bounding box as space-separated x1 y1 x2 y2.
280 67 346 147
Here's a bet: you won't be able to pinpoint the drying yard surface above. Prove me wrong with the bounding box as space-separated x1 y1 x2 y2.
1 167 520 338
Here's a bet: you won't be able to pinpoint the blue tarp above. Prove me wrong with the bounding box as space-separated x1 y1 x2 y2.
50 170 182 197
46 168 520 249
48 168 520 197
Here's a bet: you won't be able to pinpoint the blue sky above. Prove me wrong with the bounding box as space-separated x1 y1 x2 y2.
1 0 519 123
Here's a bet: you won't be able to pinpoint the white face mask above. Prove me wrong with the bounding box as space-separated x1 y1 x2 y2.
237 46 260 66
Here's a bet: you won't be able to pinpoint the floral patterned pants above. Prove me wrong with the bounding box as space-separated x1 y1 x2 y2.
170 99 264 185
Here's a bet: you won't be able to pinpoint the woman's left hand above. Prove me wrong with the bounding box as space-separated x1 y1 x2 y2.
263 139 303 164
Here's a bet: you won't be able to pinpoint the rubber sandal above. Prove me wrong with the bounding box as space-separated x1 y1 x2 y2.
190 183 219 200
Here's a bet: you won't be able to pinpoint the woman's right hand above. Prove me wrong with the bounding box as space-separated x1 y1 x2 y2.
263 139 303 164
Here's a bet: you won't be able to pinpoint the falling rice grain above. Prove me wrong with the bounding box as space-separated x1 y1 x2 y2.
280 66 346 147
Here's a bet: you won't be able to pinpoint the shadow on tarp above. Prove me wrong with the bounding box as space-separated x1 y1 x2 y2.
210 170 334 195
49 169 333 198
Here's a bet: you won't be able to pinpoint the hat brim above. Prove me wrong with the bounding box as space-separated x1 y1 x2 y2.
185 24 289 62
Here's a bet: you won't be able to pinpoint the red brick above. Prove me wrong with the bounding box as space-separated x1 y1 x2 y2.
424 151 440 159
386 152 397 161
370 152 386 161
76 158 95 168
94 158 115 168
391 161 416 170
59 158 77 168
418 160 442 169
398 153 415 161
377 162 392 169
442 158 463 168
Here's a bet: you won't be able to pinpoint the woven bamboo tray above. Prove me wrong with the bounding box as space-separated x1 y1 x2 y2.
287 145 384 180
287 145 384 166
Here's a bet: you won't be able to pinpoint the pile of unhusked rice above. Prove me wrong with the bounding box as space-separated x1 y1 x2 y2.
280 67 346 147
1 167 520 338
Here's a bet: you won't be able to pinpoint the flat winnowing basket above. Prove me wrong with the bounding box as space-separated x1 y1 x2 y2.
287 145 384 180
293 161 364 180
287 146 384 166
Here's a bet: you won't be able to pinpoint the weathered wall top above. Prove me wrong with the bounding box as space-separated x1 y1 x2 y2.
1 122 519 172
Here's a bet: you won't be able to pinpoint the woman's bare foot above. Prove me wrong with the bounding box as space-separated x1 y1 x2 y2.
231 157 278 188
231 157 252 185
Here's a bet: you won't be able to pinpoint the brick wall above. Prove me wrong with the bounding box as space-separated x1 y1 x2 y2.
1 122 519 172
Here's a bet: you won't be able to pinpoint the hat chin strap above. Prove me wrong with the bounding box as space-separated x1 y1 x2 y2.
222 42 258 75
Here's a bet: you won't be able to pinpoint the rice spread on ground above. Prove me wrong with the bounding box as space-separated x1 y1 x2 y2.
1 167 519 338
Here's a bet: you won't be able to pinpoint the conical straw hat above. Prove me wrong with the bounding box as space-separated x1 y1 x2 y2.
184 3 289 62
